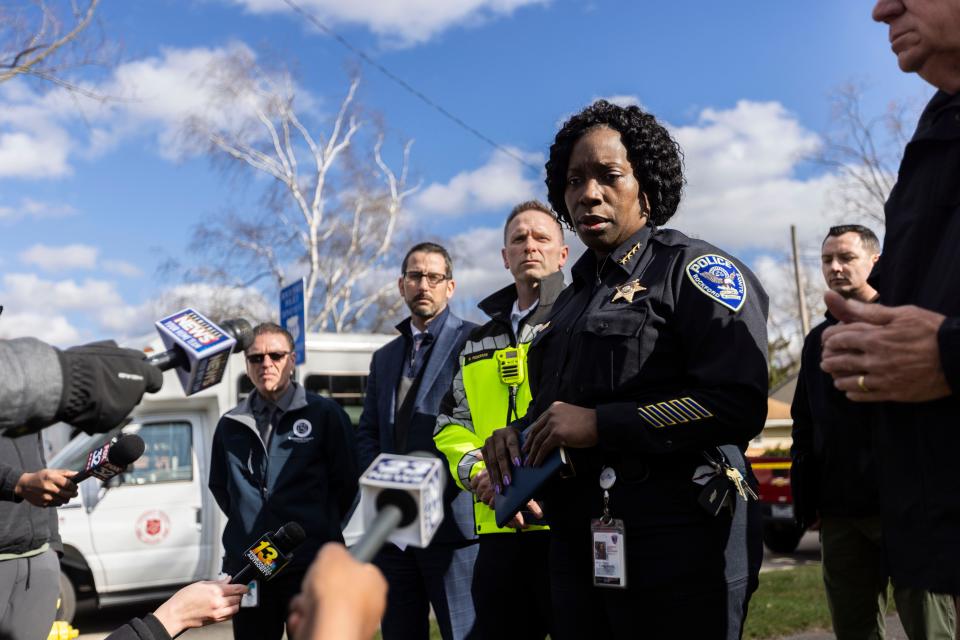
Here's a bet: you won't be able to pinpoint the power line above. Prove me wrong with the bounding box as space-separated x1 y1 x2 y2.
280 0 540 172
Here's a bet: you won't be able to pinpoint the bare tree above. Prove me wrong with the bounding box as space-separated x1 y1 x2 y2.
816 82 917 227
759 248 827 385
0 0 102 90
181 52 417 333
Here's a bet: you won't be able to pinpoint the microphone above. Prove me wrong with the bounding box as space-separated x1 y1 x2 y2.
350 453 446 563
149 310 253 396
72 434 145 483
231 522 306 585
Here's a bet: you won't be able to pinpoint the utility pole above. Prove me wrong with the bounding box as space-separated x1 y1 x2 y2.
791 225 811 337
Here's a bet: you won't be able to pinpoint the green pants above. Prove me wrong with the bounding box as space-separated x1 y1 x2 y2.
821 515 956 640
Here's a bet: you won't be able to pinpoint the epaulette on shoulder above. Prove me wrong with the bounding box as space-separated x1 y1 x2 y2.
650 227 689 247
652 228 725 255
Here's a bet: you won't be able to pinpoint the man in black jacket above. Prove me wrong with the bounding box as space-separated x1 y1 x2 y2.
793 225 954 638
208 323 359 640
822 1 960 595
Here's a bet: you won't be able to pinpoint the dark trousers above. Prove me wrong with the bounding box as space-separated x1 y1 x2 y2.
375 541 478 640
472 531 552 640
820 515 955 640
548 528 730 640
0 549 59 640
231 569 305 640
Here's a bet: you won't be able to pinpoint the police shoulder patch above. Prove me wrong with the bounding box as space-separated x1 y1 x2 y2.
684 254 747 312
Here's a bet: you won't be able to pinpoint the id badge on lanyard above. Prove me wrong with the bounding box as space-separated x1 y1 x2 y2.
591 466 627 589
240 579 259 608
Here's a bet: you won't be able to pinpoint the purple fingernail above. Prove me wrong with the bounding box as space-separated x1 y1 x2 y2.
504 474 511 487
513 456 521 467
495 484 501 495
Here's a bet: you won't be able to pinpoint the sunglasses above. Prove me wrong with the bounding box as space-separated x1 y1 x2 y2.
246 351 290 365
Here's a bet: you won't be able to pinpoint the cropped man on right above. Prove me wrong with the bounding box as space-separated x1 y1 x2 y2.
792 224 955 639
434 200 568 640
821 0 960 597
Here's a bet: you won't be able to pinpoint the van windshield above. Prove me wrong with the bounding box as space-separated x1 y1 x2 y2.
48 423 138 470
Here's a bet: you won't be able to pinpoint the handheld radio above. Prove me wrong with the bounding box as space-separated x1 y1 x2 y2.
496 347 525 386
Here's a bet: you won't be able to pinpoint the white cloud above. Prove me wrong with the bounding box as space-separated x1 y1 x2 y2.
95 43 280 159
2 273 125 311
102 259 144 278
0 197 77 220
448 226 513 303
0 130 72 178
0 272 272 346
412 148 544 216
0 273 131 344
667 100 839 252
0 43 288 177
149 283 274 326
20 244 99 271
0 312 81 344
227 0 548 47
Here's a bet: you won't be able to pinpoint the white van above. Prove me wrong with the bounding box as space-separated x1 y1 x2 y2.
49 332 393 623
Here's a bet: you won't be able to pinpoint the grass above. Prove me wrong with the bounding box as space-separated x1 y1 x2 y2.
744 564 832 639
370 564 857 640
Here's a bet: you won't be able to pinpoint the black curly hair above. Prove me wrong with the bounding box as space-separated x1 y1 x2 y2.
545 100 685 228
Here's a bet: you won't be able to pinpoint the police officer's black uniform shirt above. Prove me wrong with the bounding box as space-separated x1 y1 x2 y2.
520 225 769 583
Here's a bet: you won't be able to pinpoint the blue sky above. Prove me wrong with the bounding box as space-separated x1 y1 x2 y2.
0 0 930 344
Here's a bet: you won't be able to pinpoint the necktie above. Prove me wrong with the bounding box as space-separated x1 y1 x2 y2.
407 332 433 378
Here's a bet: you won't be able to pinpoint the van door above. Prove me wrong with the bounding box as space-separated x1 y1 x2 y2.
86 418 205 591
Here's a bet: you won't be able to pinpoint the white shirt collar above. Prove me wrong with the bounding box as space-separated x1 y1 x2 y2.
510 298 538 337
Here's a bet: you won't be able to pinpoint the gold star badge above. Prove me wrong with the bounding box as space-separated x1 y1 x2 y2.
612 278 646 303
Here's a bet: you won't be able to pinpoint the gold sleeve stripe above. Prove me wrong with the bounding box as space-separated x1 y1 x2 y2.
669 399 700 421
644 404 677 425
656 402 689 423
637 397 713 428
637 405 664 428
683 397 713 418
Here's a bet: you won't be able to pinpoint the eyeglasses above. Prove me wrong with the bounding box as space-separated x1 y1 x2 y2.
403 271 449 286
246 351 290 365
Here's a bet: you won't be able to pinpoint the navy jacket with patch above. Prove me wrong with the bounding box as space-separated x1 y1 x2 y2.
208 383 358 575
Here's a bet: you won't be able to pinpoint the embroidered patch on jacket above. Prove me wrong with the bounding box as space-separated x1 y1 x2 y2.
685 254 747 312
289 419 314 443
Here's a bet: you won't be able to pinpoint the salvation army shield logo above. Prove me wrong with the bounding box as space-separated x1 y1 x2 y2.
135 510 171 545
290 419 313 442
685 254 747 312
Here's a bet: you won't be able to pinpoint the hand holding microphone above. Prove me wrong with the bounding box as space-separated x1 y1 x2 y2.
72 433 145 484
230 522 306 585
13 468 77 507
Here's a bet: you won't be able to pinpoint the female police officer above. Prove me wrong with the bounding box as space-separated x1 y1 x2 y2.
482 100 768 638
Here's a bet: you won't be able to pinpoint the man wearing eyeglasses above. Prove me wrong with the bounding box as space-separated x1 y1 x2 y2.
209 322 359 640
357 242 479 640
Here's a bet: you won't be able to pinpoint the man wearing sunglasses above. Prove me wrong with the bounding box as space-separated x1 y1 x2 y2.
357 242 479 640
209 323 359 640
